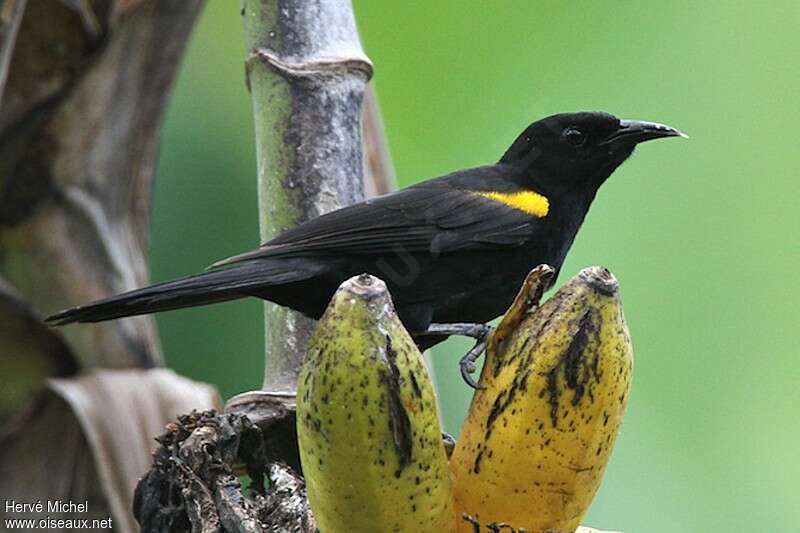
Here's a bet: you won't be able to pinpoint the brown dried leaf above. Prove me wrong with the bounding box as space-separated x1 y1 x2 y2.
0 0 203 369
0 389 111 526
0 368 220 533
0 276 76 421
0 0 27 103
361 84 397 198
0 0 98 134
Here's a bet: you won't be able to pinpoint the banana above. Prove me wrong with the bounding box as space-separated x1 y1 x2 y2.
450 266 633 533
297 273 456 533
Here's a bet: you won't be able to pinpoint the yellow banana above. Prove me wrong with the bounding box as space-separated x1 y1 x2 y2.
450 266 633 533
297 273 456 533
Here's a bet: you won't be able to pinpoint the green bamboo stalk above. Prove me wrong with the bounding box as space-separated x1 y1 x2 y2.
240 0 373 395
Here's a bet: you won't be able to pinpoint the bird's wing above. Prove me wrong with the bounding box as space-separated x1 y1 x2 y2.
211 177 544 267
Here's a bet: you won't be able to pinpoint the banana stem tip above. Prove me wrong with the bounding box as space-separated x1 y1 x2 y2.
578 266 619 295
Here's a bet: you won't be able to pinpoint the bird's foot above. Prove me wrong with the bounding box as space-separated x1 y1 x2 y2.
441 432 456 458
417 322 493 389
458 336 489 389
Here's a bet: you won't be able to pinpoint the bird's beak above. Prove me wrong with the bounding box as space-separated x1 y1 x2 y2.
600 119 688 150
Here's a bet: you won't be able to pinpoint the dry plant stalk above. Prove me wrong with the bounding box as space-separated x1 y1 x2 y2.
0 3 219 532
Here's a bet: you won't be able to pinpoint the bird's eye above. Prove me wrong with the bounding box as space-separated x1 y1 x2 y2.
562 127 587 147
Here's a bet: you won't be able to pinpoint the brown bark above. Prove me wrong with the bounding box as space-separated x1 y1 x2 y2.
0 0 205 369
0 3 220 532
0 0 28 100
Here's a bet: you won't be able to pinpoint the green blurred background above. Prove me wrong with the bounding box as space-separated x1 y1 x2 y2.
151 3 800 532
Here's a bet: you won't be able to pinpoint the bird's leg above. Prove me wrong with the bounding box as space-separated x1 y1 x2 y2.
416 322 494 389
458 337 489 390
422 322 493 339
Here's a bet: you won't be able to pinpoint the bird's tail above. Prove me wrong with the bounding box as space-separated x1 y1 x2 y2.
45 260 318 325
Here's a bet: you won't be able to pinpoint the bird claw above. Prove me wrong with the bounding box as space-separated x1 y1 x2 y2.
460 362 483 390
459 336 489 390
416 322 493 389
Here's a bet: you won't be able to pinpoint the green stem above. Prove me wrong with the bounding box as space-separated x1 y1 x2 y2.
241 0 372 394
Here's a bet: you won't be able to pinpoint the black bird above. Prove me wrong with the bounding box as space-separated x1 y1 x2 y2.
47 112 685 385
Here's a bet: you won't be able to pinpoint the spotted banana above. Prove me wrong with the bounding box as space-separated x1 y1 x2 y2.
297 273 456 533
450 266 633 533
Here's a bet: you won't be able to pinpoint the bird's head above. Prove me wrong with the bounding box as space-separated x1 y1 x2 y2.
501 111 686 194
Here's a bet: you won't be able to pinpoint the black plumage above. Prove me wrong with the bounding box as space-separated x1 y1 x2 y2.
47 112 685 352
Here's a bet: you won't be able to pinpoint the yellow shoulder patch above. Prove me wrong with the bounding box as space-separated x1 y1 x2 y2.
474 190 550 218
